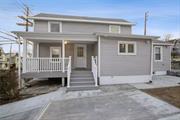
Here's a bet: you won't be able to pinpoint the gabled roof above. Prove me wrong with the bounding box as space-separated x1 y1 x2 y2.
30 13 134 25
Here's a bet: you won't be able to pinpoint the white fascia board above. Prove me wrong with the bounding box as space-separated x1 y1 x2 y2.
29 16 135 25
153 43 173 46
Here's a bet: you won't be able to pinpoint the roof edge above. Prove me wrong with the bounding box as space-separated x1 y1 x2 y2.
28 16 135 25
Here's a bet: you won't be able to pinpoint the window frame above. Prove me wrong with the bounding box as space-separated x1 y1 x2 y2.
154 46 163 62
118 41 137 55
109 25 121 33
48 21 62 33
50 47 62 58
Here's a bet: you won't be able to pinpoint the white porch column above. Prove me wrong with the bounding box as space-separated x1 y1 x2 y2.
62 40 65 72
62 40 65 87
23 39 27 73
37 43 39 57
98 36 101 78
18 37 21 88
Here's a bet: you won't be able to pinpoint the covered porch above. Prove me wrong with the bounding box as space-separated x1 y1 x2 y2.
13 32 99 88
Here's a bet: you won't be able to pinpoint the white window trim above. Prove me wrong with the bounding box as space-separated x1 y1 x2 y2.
118 41 137 55
48 21 62 33
154 46 163 62
50 47 62 58
109 25 121 33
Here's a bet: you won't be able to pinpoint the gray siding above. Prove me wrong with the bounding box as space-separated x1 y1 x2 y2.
34 20 132 34
153 45 171 72
100 37 151 76
34 20 48 32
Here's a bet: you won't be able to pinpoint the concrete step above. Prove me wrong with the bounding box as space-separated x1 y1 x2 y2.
67 85 98 91
72 71 91 74
71 77 94 80
71 73 93 77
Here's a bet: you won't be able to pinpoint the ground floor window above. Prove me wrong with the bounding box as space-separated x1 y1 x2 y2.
118 41 136 55
154 46 162 61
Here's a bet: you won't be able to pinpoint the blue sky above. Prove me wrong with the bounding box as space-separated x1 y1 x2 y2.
0 0 180 53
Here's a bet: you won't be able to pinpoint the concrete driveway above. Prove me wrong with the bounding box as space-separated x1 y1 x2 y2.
39 85 180 120
0 80 180 120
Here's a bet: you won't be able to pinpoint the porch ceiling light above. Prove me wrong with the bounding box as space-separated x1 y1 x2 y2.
64 41 68 44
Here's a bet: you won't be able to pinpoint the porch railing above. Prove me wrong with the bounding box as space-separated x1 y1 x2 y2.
67 56 72 88
26 57 70 72
91 56 98 86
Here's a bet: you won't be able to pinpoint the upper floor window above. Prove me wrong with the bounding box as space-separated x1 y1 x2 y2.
154 46 162 61
109 25 121 33
118 41 136 55
48 22 62 33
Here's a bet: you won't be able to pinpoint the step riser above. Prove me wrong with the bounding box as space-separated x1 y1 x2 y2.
67 86 98 91
70 83 95 86
71 74 93 77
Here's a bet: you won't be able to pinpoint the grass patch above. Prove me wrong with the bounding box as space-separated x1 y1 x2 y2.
142 86 180 108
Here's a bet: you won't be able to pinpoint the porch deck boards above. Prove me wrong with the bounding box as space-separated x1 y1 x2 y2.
21 71 67 79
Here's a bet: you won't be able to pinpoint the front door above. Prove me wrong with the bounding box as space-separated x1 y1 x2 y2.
74 44 87 68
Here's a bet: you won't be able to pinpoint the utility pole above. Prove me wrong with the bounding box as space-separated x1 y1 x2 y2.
17 6 33 32
144 11 149 35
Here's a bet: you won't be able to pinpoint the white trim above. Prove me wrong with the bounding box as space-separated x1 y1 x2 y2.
29 16 134 25
170 46 172 71
109 25 121 33
153 43 173 46
98 36 101 78
154 71 167 75
49 46 62 58
118 41 137 55
154 46 163 62
48 21 62 33
99 75 151 85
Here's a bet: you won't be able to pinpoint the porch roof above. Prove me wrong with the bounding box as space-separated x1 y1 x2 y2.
12 31 97 42
95 32 160 40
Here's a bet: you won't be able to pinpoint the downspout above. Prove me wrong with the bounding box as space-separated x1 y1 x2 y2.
150 40 154 83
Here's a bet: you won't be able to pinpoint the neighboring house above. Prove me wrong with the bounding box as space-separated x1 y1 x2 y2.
168 38 180 69
12 13 172 90
5 53 20 69
0 47 8 70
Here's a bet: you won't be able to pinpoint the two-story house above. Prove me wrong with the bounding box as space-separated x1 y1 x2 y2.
12 13 172 91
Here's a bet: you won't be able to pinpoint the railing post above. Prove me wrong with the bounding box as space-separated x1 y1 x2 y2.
67 56 71 88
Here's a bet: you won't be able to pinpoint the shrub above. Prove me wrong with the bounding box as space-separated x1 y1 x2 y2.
0 64 19 100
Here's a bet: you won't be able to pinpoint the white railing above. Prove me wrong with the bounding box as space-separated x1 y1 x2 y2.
91 56 98 86
67 56 71 88
26 57 70 72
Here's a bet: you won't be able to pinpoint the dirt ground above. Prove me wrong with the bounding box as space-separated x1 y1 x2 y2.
0 79 61 105
142 86 180 108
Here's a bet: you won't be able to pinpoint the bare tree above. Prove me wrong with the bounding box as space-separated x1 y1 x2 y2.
163 34 173 41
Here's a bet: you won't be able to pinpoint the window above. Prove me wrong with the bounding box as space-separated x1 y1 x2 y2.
50 47 61 58
118 41 136 55
48 22 62 32
154 46 162 61
109 25 121 33
77 47 84 57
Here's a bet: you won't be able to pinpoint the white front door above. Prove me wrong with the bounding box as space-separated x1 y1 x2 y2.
74 44 87 68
